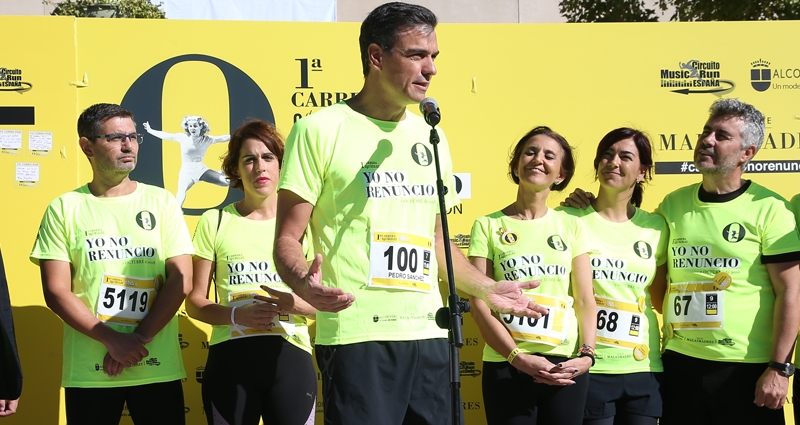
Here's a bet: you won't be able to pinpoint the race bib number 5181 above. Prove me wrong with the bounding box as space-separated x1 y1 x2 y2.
502 294 569 346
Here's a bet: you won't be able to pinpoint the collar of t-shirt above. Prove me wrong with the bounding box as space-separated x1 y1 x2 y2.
697 180 751 203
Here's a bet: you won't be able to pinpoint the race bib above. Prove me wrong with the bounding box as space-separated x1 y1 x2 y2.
96 274 159 326
666 273 729 331
595 296 650 360
501 294 569 346
228 289 295 339
369 231 433 293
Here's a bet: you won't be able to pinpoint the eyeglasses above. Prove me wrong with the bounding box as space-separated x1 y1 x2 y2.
92 133 144 145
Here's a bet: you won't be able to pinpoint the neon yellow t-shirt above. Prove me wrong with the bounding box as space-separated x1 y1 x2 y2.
279 102 459 345
30 183 193 387
791 194 800 224
561 205 667 373
192 203 313 354
657 182 800 362
468 208 591 361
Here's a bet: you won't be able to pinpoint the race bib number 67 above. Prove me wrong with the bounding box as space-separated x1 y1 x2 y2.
666 279 726 331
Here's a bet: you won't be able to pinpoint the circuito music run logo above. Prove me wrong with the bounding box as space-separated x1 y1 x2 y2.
659 59 734 95
0 67 32 93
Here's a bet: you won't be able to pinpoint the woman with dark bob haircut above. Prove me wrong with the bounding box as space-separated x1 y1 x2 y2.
560 128 668 425
186 119 318 425
468 126 597 425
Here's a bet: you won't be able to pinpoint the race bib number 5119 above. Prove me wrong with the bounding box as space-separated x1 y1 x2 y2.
96 274 160 326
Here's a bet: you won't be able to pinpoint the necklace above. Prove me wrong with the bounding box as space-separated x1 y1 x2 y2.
512 203 530 220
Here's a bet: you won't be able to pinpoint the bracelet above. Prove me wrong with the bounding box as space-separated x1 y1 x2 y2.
230 306 238 325
230 306 245 336
507 347 521 364
578 344 595 367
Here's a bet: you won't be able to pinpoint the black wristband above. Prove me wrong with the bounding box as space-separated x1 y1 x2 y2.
578 351 595 367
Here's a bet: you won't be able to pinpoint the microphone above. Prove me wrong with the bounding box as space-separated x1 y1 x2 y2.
419 97 441 127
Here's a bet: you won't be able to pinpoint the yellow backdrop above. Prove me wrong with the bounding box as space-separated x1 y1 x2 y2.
1 15 798 425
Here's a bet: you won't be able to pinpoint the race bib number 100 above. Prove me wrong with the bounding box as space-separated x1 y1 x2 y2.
96 274 159 326
369 231 433 293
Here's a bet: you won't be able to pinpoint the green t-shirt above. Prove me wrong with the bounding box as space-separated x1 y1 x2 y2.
791 194 800 224
657 182 800 362
279 102 459 345
192 203 312 353
561 206 667 373
468 208 591 361
30 183 193 387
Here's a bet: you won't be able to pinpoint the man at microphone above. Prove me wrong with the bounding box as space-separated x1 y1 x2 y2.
274 2 547 424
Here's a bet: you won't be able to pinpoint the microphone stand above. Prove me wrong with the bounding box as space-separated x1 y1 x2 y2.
428 124 469 425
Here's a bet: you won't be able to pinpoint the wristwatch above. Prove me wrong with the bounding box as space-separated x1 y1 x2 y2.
767 361 796 377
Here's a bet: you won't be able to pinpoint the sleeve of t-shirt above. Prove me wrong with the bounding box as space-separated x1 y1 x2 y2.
161 193 194 259
791 194 800 226
278 118 328 206
653 201 663 219
761 199 800 258
654 214 669 267
437 129 461 210
467 216 492 260
569 216 592 259
29 198 70 265
192 209 217 262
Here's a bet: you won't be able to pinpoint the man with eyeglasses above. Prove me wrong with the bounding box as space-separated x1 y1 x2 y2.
30 103 193 425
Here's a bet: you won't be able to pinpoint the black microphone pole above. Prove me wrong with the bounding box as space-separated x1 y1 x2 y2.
421 98 468 425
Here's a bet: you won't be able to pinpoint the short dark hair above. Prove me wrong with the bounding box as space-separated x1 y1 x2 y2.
359 2 438 77
592 128 654 208
77 103 134 140
221 120 285 190
508 126 575 191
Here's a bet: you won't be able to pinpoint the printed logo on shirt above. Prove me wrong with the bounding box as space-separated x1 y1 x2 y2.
633 240 653 259
85 235 157 262
411 143 432 166
722 223 746 243
501 231 519 245
718 338 735 346
136 211 156 230
547 235 567 251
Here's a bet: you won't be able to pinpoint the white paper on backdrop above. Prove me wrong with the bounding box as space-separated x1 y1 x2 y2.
162 0 336 21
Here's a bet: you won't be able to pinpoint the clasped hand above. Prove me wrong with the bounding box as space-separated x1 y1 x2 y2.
513 353 592 386
102 331 151 377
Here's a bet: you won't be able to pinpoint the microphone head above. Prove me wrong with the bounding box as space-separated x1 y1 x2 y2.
419 97 438 114
419 97 441 126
